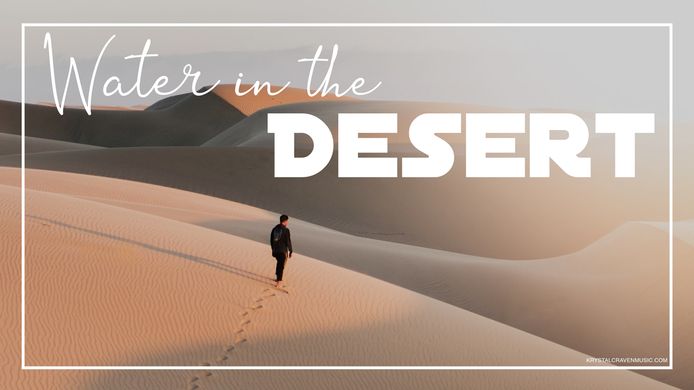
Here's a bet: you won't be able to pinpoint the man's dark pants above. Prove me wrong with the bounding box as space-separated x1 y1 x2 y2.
273 252 288 281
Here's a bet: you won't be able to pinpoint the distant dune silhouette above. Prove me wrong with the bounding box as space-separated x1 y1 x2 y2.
0 91 245 147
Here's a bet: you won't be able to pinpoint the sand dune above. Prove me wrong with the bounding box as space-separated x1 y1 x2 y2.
0 93 245 147
2 145 673 261
1 170 611 366
0 93 676 260
212 84 354 116
202 100 503 148
4 168 689 386
0 91 671 260
0 133 102 156
0 168 673 388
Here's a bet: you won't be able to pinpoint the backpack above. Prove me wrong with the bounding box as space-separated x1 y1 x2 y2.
271 225 284 251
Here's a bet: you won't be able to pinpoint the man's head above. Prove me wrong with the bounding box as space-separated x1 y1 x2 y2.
280 214 289 226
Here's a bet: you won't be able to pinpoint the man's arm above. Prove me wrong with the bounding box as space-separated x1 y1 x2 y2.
286 228 293 256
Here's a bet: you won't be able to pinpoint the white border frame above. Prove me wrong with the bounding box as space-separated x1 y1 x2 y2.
20 22 673 371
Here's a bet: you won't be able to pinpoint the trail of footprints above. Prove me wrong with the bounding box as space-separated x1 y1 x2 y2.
189 287 279 389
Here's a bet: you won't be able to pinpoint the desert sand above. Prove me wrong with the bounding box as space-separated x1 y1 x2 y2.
8 169 689 367
0 167 675 389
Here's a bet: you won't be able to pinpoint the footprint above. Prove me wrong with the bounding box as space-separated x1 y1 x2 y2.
188 284 283 389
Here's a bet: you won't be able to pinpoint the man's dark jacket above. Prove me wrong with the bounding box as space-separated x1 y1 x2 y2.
270 224 293 256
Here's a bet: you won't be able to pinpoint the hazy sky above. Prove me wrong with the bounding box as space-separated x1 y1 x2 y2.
0 0 689 123
17 25 667 122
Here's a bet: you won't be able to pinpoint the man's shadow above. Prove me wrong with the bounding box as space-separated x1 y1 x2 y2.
27 214 275 285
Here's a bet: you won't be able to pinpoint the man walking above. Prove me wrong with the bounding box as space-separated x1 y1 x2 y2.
270 214 293 288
